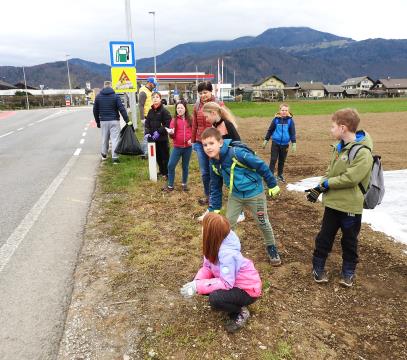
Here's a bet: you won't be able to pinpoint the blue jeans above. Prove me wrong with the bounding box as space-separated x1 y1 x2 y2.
193 142 210 197
168 146 192 187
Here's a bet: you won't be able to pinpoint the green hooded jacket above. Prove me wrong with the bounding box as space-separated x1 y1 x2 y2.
321 130 373 214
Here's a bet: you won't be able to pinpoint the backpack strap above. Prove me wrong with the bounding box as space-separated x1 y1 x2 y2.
211 164 221 176
228 148 255 195
348 144 372 195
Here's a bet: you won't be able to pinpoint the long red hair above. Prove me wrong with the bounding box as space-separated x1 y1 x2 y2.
202 213 231 263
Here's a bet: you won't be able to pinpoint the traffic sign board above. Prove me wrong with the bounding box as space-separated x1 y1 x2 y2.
111 67 137 93
109 41 135 67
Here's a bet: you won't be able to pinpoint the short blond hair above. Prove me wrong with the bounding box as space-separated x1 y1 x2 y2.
104 81 112 87
332 108 360 133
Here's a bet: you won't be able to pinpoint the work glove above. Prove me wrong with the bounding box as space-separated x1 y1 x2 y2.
305 185 327 203
268 185 281 198
291 143 297 153
262 140 268 149
180 281 197 298
127 120 133 126
96 122 100 128
144 134 151 141
152 131 160 141
165 127 174 135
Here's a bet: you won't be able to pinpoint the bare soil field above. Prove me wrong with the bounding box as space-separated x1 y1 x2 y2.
58 112 407 360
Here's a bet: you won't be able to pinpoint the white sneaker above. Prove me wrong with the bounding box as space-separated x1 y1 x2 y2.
237 212 245 223
197 209 209 222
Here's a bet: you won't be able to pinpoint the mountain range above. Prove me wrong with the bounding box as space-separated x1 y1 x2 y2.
1 27 407 89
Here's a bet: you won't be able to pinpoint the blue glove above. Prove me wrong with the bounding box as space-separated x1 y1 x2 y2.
180 281 197 298
144 134 151 141
152 131 160 141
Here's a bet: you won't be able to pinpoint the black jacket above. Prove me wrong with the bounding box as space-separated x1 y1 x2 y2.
145 104 171 142
93 87 128 124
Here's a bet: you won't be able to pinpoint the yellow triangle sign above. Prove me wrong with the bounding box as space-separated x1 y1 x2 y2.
118 70 130 82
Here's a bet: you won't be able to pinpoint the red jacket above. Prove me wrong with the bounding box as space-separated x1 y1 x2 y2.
191 96 223 143
170 115 192 148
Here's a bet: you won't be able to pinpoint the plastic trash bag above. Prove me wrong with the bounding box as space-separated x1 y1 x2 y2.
115 124 143 155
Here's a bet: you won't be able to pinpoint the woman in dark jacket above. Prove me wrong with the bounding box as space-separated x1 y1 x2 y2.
145 92 172 178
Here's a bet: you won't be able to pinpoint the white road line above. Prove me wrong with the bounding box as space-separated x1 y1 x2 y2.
82 132 87 137
0 155 78 273
73 148 82 156
0 131 14 139
84 127 88 131
36 110 64 123
28 123 34 127
17 127 24 131
79 138 85 144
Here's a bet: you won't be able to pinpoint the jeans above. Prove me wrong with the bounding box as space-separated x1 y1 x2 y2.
209 288 256 317
226 192 276 246
313 207 362 276
193 142 210 197
167 146 192 187
101 120 120 159
269 142 289 176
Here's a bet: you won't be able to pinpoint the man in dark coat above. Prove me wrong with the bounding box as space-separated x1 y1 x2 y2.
93 81 129 164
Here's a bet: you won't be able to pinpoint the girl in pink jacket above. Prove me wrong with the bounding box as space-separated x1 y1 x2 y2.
180 213 262 333
162 100 193 192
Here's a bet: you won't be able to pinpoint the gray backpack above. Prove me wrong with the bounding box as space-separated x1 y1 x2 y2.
348 144 385 209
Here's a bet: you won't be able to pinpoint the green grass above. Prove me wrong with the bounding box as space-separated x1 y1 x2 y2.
226 98 407 117
260 341 293 360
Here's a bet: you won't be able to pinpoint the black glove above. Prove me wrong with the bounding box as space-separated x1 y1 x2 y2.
96 122 100 128
305 185 327 203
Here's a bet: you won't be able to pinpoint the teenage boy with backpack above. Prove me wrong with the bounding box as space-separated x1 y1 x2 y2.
305 108 373 287
200 127 282 266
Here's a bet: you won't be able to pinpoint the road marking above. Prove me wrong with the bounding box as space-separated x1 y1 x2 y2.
84 127 88 131
28 123 34 127
36 110 64 123
17 127 24 131
80 138 85 144
82 132 87 137
73 148 82 156
0 155 78 273
0 131 14 139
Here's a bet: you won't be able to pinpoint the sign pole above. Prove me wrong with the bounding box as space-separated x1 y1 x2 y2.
148 142 157 182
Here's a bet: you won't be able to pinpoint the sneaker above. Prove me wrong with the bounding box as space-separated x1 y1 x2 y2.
101 153 107 161
181 184 189 192
112 158 120 164
140 154 148 160
162 186 174 192
225 307 250 333
237 212 245 223
266 245 281 266
277 174 286 183
198 197 209 206
312 269 328 283
339 274 355 287
197 209 209 222
161 175 168 181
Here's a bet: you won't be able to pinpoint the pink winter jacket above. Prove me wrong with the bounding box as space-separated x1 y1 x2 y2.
170 116 192 148
194 231 262 298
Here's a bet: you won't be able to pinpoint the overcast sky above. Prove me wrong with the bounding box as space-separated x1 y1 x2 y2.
1 0 406 67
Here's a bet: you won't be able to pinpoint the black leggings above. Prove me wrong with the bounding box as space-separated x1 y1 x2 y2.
208 288 257 317
155 141 169 176
269 142 289 176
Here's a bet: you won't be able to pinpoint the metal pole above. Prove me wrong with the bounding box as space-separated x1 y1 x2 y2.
22 66 30 110
124 0 138 129
148 11 157 77
233 70 236 98
65 55 73 105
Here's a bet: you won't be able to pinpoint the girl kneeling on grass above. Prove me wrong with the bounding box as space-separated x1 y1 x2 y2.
180 213 262 333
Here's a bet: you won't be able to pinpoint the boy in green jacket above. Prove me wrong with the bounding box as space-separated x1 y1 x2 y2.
305 108 373 287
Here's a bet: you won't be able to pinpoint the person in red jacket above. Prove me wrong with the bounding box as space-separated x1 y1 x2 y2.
162 100 193 192
192 81 223 205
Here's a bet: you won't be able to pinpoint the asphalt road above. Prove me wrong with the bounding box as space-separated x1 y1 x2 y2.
0 107 101 359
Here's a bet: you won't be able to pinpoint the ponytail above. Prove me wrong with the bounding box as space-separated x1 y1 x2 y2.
202 102 238 129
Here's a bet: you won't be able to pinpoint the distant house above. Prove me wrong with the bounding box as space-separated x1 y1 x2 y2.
296 81 325 98
324 85 345 98
0 80 17 90
371 78 407 97
341 76 374 96
252 75 286 101
14 82 39 90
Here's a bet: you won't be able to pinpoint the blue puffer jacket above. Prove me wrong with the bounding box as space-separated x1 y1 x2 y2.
264 114 296 145
209 139 277 211
93 87 128 124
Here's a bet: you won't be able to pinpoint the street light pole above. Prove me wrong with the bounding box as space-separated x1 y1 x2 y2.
22 66 30 110
65 54 73 106
148 11 157 78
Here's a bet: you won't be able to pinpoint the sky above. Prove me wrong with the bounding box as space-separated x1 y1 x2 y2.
287 170 407 247
1 0 407 67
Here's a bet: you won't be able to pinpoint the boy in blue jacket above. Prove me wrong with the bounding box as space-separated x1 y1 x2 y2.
262 103 296 182
201 127 282 265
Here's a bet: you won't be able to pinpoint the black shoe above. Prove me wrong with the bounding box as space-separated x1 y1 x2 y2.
266 245 281 266
112 158 120 164
198 197 209 206
101 153 107 161
312 269 328 283
140 154 148 160
277 175 286 183
224 307 250 333
161 186 174 192
182 184 189 192
339 274 355 287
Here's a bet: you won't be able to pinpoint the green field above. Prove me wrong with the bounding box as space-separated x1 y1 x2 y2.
225 98 407 118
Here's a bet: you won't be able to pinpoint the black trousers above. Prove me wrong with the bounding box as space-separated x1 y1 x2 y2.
313 207 362 274
269 142 289 176
208 288 257 317
155 141 169 176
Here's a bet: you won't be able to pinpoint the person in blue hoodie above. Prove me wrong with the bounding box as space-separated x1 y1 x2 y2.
200 127 282 266
262 103 296 182
93 81 130 164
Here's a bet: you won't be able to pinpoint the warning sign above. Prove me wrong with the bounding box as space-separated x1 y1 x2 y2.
111 67 137 93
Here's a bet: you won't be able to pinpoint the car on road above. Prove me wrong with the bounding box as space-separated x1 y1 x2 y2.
222 95 235 102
